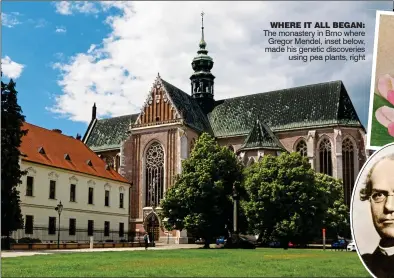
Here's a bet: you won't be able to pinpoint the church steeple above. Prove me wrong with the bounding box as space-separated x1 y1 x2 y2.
190 11 215 114
199 12 207 50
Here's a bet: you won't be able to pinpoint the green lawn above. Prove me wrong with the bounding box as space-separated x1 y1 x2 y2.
2 248 369 277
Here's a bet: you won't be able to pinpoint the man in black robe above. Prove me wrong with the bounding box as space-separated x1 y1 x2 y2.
359 155 394 278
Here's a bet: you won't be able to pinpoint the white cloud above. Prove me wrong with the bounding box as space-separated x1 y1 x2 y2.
74 2 100 14
1 56 25 79
54 1 72 15
54 1 100 15
1 12 21 28
55 26 67 33
50 1 391 125
87 44 96 53
4 13 49 29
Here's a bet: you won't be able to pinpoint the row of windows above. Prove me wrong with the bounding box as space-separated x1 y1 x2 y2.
24 215 125 237
25 177 125 208
296 137 356 207
295 138 355 173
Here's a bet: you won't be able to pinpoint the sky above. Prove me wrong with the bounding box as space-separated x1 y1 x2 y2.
1 1 392 138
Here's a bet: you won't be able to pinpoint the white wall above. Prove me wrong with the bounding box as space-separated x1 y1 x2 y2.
15 161 130 242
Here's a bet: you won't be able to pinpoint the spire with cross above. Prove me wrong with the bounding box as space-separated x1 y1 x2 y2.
199 11 206 49
201 12 204 33
190 11 215 114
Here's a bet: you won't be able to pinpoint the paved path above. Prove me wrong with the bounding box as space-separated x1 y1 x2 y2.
1 244 202 258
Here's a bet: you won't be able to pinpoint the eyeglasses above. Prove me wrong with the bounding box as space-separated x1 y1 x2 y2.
370 191 394 203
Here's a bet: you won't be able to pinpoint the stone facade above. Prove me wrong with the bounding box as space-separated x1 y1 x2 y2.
119 124 199 243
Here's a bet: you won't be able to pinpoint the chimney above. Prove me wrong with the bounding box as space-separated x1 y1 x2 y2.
76 133 81 140
92 103 97 121
52 129 62 134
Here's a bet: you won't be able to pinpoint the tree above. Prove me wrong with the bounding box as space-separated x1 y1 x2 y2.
315 173 350 239
242 152 348 248
1 79 27 249
160 133 244 248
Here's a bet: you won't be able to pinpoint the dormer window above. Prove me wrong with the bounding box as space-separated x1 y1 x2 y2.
86 160 93 166
38 147 46 155
64 154 71 161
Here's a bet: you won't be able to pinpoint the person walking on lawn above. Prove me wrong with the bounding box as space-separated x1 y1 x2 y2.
144 232 150 250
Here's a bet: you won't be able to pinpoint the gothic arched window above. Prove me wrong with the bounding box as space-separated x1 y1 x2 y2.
145 142 165 207
319 138 333 176
296 140 307 157
342 138 355 207
247 157 255 167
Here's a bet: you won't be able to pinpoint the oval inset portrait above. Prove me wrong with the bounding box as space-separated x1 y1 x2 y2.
351 143 394 278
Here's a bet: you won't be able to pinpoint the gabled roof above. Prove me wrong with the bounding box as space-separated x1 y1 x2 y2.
83 77 212 152
208 80 364 137
83 80 364 151
20 122 129 184
84 114 138 152
134 75 184 126
237 119 285 152
160 79 212 133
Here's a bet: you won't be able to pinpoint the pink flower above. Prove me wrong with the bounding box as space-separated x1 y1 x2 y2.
377 74 394 105
375 106 394 137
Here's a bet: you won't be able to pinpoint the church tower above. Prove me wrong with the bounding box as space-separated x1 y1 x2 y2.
190 12 215 114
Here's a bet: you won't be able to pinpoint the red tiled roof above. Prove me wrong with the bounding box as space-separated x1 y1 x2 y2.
19 122 129 184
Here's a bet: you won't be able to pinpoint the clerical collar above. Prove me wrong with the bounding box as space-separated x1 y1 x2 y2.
378 245 394 256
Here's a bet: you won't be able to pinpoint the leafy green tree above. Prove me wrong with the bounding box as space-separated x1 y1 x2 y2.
160 133 244 248
242 152 348 247
315 173 350 239
1 79 27 249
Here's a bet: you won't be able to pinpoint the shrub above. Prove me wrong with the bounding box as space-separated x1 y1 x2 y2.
18 237 41 244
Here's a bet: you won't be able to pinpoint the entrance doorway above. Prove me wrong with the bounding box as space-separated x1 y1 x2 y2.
146 213 160 242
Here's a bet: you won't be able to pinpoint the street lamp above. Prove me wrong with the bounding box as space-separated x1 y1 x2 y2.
55 201 63 249
232 183 240 245
149 180 157 247
151 206 156 247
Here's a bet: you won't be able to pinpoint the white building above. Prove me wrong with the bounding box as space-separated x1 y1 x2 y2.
14 122 131 243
